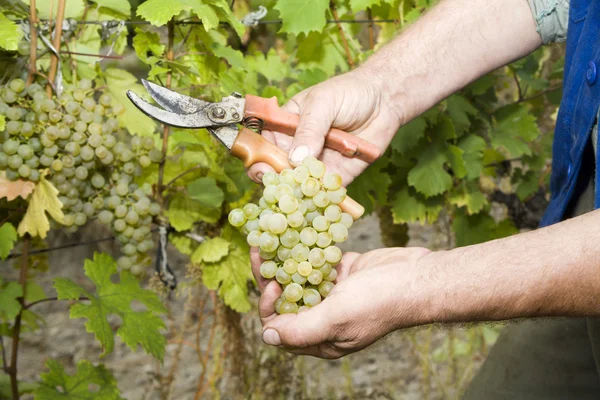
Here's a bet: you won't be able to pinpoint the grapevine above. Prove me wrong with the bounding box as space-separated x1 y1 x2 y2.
0 78 162 275
229 157 352 314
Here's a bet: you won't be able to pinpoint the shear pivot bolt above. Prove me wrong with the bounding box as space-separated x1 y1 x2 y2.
211 107 226 119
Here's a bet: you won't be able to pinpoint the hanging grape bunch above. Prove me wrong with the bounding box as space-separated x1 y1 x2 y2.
0 78 163 276
228 157 353 314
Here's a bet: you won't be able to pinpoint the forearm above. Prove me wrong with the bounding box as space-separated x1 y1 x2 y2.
358 0 541 125
422 210 600 324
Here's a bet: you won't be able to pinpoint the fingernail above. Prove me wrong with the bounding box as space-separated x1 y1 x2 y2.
256 172 264 182
262 329 281 346
290 146 310 164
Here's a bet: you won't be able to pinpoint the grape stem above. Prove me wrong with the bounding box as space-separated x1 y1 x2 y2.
8 237 29 400
26 0 38 86
46 0 66 97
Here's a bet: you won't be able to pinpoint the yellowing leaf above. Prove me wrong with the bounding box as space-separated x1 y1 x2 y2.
0 172 35 201
17 175 64 239
191 237 230 263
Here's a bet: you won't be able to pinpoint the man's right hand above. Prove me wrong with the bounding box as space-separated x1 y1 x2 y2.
246 68 402 186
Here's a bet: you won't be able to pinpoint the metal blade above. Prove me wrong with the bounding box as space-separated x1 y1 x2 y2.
126 90 215 128
208 125 239 150
142 79 211 114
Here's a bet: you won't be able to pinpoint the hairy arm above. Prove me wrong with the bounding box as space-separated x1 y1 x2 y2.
361 0 542 129
423 210 600 324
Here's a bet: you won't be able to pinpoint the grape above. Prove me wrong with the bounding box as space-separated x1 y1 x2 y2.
293 166 309 183
327 187 347 204
259 248 276 260
41 99 56 113
278 194 298 214
279 301 298 314
247 230 261 247
113 219 127 232
0 152 7 168
125 210 140 226
277 246 292 262
8 155 23 169
8 79 24 94
259 232 279 252
17 164 31 178
91 173 105 188
275 268 292 285
312 216 330 232
308 269 323 285
324 205 342 222
117 256 133 270
149 203 161 216
329 223 349 243
299 227 317 246
283 259 298 275
303 288 322 307
115 182 129 197
313 191 330 208
139 155 151 168
243 203 260 219
65 142 81 156
228 208 246 227
267 213 287 234
307 158 326 178
2 88 17 103
74 213 87 226
340 213 353 229
325 268 338 282
280 228 300 248
318 281 334 298
303 198 317 212
262 171 279 186
51 159 63 172
291 243 309 262
2 139 19 155
260 261 277 279
297 261 312 277
283 283 303 303
49 110 62 123
6 121 21 135
308 248 326 267
83 202 95 217
98 210 114 224
292 272 307 284
287 210 304 228
263 186 278 203
148 148 162 162
17 41 29 56
75 166 88 180
324 246 342 264
300 177 320 197
17 144 33 160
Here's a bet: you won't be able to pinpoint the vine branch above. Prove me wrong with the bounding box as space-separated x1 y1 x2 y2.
46 0 66 97
330 3 355 68
164 165 206 189
26 0 38 86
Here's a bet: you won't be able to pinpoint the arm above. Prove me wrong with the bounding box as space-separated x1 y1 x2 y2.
247 0 542 183
257 211 600 358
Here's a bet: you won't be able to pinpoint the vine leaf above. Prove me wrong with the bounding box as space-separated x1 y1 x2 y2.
275 0 329 35
391 187 443 224
54 253 167 360
165 193 219 232
0 223 17 259
191 237 230 263
132 30 165 63
349 0 380 12
0 12 22 51
136 0 223 30
34 359 123 400
453 210 517 247
0 171 35 201
187 177 224 208
17 175 64 239
35 0 85 19
407 140 455 198
347 158 391 215
200 225 252 312
391 117 427 155
89 0 131 17
446 95 477 134
490 105 540 157
0 280 22 322
104 68 156 137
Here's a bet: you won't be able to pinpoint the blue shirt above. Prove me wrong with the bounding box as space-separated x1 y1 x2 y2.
540 0 600 226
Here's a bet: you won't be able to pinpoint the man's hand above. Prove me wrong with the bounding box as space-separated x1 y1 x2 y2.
246 69 401 186
251 246 432 359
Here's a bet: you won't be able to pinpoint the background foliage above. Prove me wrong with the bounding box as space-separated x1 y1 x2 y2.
0 0 563 397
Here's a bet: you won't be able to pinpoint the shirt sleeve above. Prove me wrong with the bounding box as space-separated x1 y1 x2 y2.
527 0 570 44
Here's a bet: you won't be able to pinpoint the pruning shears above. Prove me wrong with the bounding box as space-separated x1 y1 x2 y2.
126 80 381 220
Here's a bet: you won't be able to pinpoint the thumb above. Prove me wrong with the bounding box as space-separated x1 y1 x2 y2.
288 91 335 166
262 302 333 348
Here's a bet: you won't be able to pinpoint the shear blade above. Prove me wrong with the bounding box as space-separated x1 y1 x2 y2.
142 79 210 114
126 90 211 128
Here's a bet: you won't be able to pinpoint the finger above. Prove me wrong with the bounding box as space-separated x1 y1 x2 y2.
288 90 335 166
250 247 269 293
335 252 361 282
262 301 333 348
259 280 282 324
246 130 278 183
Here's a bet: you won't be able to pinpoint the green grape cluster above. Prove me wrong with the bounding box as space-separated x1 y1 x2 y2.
228 157 353 314
0 78 164 276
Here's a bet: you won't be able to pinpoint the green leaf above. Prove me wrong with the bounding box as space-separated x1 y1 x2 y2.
89 0 131 16
446 95 477 134
458 135 487 180
391 117 427 155
191 237 230 263
201 225 252 312
452 210 518 247
187 177 224 208
211 43 245 69
165 193 219 232
193 4 220 31
349 0 381 12
34 0 85 19
347 158 391 215
133 30 165 63
275 0 329 35
449 182 487 215
0 115 5 131
391 187 443 225
169 233 195 255
0 13 22 51
54 253 167 360
0 375 38 398
247 50 288 83
491 105 540 157
0 223 17 259
407 141 453 197
0 281 22 322
34 359 123 400
104 68 156 136
136 0 190 26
